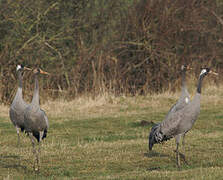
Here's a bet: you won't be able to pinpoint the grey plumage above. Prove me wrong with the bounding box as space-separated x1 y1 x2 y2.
9 65 31 145
165 65 190 117
24 68 49 171
166 65 190 156
148 68 215 167
149 65 190 150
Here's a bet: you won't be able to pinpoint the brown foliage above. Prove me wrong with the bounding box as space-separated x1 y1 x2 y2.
0 0 222 104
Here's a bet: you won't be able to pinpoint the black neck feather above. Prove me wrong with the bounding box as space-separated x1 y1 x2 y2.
182 69 187 88
18 71 23 88
197 75 205 94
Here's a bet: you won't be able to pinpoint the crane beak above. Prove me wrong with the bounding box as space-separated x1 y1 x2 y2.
39 69 50 75
209 70 218 76
24 67 32 71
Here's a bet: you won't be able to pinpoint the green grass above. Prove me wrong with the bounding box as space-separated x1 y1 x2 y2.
0 90 223 179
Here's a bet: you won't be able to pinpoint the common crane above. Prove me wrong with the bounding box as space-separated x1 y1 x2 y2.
9 64 31 146
148 68 217 167
24 68 49 171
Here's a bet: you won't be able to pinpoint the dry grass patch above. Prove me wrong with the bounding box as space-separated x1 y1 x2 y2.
41 91 181 121
40 84 223 121
0 104 9 117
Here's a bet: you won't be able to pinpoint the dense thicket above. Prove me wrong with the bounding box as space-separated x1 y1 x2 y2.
0 0 222 103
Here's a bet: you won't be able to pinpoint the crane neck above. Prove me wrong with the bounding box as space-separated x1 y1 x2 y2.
197 74 205 94
18 70 23 89
31 73 39 106
181 69 187 89
11 71 24 105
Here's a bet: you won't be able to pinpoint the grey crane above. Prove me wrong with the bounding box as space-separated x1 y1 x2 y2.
148 68 217 167
24 68 49 172
9 64 31 146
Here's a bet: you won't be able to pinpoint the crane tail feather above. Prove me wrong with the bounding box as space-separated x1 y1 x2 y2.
43 129 47 140
32 131 40 142
20 126 25 132
32 129 48 142
148 123 171 150
148 123 160 150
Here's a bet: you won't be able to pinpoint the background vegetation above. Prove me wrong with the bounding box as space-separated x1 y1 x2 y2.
0 0 223 103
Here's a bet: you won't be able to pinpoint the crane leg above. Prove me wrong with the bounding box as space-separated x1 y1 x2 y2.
16 126 20 147
16 126 21 165
36 131 44 172
176 141 180 168
175 134 188 167
182 133 186 153
28 133 38 171
175 135 181 167
180 133 188 165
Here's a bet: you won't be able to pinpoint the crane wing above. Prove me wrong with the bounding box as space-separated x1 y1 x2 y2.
160 109 185 138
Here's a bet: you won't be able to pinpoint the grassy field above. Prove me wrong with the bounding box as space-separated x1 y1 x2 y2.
0 84 223 179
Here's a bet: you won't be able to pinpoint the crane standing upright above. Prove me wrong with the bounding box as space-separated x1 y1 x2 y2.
9 64 31 146
24 68 50 172
148 68 218 167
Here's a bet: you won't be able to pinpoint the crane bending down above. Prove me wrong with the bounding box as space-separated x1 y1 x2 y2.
9 65 31 146
24 68 49 172
148 68 217 167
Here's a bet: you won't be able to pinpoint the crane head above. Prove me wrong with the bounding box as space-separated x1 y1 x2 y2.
200 68 218 76
181 65 187 70
16 64 32 71
181 65 192 71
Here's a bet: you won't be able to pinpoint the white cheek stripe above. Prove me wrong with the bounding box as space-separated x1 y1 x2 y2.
185 97 189 103
200 69 207 76
16 65 22 71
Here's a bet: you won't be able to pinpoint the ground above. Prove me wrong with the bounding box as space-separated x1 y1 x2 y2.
0 84 223 179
